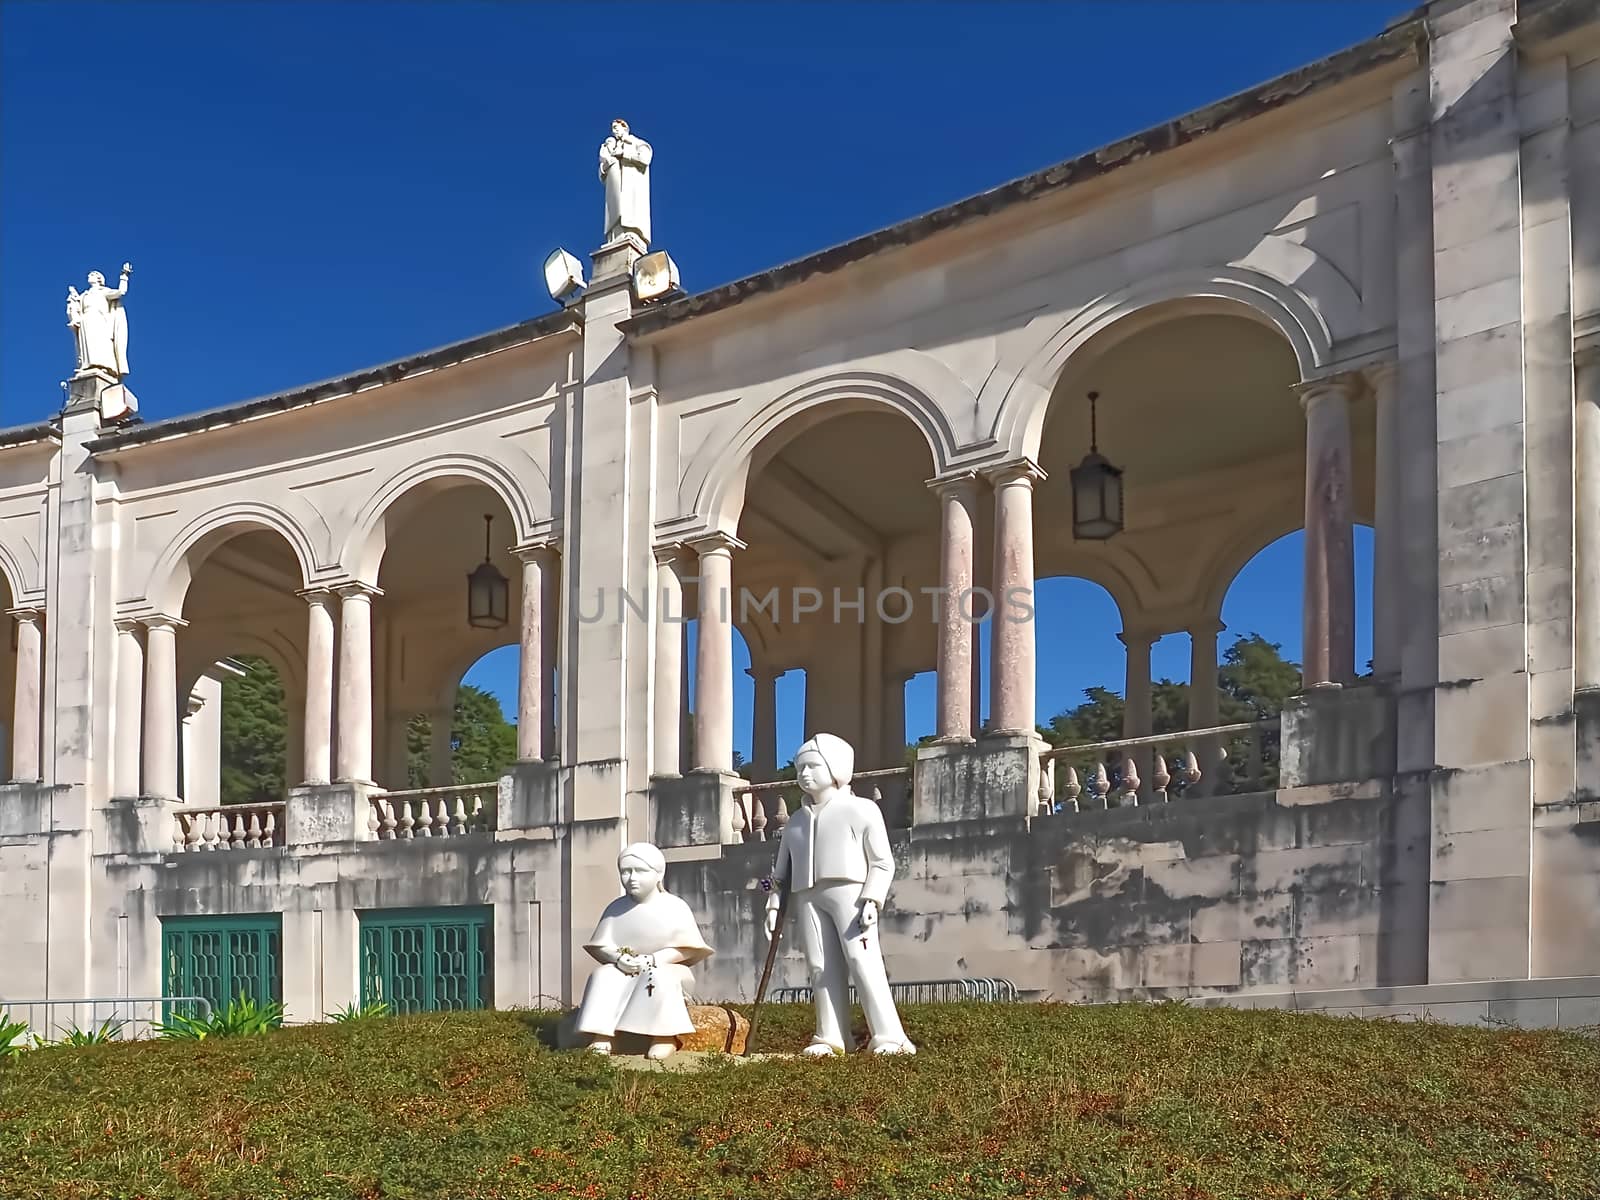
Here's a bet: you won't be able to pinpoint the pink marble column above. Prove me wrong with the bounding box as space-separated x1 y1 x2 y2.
8 609 43 782
112 619 144 796
301 590 335 784
515 548 553 762
335 584 378 783
1297 375 1359 688
692 535 738 772
988 462 1043 735
653 546 686 776
141 615 184 800
931 474 977 740
1188 617 1224 798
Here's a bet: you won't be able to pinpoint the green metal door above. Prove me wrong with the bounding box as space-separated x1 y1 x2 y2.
161 914 283 1013
359 907 492 1013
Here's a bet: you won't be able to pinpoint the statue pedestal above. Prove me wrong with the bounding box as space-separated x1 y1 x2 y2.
554 1004 749 1056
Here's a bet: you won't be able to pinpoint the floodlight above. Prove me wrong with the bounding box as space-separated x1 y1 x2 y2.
543 248 587 304
630 250 682 304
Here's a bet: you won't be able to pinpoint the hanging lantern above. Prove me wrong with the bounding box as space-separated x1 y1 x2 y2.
1070 390 1124 540
466 514 509 629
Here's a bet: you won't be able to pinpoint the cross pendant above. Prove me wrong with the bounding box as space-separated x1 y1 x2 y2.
861 936 869 949
646 982 654 996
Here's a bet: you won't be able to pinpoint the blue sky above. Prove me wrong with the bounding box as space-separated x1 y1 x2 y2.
1 1 1390 753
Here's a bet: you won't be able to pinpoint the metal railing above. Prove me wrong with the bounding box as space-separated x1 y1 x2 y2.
772 977 1019 1005
732 766 912 841
369 781 498 839
1037 719 1279 812
0 995 212 1042
172 802 286 851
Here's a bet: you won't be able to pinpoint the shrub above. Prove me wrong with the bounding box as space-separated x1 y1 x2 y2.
326 1000 392 1023
55 1018 126 1046
157 994 284 1040
0 1013 28 1061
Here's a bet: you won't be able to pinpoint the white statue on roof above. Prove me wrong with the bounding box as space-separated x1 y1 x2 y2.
599 119 652 246
66 262 138 421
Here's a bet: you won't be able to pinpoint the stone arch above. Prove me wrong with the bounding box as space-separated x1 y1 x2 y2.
0 540 27 606
1040 554 1143 632
681 357 968 535
145 501 319 616
984 263 1343 463
341 451 545 586
1198 507 1307 623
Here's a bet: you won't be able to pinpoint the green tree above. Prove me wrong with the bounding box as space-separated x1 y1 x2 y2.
218 656 287 805
407 685 519 786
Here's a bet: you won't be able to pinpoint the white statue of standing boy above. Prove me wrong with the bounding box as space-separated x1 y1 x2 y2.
576 842 713 1060
764 733 916 1056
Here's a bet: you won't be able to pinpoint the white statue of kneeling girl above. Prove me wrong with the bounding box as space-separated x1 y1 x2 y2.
576 842 713 1060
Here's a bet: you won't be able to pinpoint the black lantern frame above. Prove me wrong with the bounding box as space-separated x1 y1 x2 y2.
1069 390 1124 540
466 513 510 629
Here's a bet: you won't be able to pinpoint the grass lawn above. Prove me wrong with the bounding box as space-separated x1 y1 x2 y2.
1 1002 1596 1199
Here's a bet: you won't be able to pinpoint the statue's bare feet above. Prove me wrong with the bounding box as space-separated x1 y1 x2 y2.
800 1039 842 1057
868 1036 916 1055
645 1040 675 1061
586 1038 612 1056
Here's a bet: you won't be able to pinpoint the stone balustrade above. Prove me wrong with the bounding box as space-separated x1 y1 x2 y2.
1036 720 1277 813
368 782 497 840
171 802 286 851
732 766 911 841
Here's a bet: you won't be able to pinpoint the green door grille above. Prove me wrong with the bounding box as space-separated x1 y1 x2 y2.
161 914 283 1014
359 907 492 1013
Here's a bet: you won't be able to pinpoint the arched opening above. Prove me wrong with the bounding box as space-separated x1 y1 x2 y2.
176 527 308 805
373 481 526 789
727 406 939 773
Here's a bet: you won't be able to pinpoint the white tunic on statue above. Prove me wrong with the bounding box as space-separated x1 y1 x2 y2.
577 890 712 1039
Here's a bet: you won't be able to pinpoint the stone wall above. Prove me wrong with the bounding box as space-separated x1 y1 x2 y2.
670 783 1431 1005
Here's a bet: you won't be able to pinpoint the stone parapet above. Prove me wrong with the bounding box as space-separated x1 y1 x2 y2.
913 731 1041 825
1280 683 1397 788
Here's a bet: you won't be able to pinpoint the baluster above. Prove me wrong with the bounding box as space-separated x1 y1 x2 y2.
263 810 278 847
374 798 393 839
246 812 264 848
1181 748 1202 794
750 787 768 841
222 811 240 849
367 798 382 837
1090 761 1111 809
397 798 415 839
771 789 791 831
175 813 190 852
1152 750 1171 803
1119 756 1141 808
450 795 468 836
200 810 219 850
470 793 485 831
1037 757 1055 815
1061 766 1081 812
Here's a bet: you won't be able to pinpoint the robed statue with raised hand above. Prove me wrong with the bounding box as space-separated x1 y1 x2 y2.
67 263 132 378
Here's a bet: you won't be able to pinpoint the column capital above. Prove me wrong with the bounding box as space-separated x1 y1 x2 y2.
1293 371 1363 413
112 614 144 634
139 613 187 632
6 606 44 625
1187 616 1226 637
982 457 1047 487
745 662 783 683
1116 628 1159 650
652 540 689 566
332 581 383 601
925 469 979 497
295 586 338 605
1359 358 1399 395
512 539 561 564
689 531 745 558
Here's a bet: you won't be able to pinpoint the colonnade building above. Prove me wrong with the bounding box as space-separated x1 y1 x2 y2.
3 0 1598 1026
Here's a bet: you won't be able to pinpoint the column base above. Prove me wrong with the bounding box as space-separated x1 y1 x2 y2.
913 731 1043 825
1280 682 1397 788
102 795 180 855
287 781 380 845
651 770 741 848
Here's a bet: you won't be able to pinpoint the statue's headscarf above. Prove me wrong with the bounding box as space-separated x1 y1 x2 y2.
797 733 855 789
618 842 667 879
